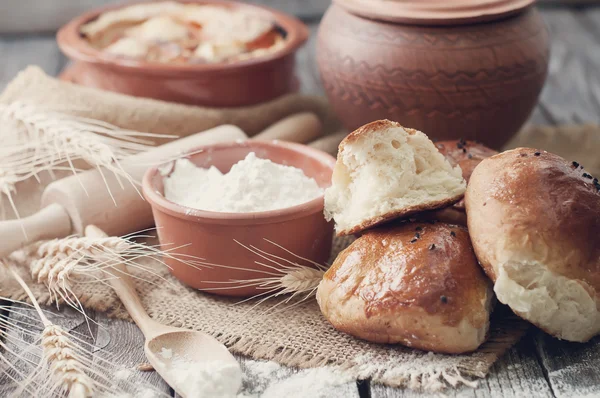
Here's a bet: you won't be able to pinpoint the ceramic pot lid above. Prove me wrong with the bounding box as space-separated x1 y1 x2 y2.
333 0 536 25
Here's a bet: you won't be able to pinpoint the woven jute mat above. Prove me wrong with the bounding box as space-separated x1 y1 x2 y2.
1 67 600 391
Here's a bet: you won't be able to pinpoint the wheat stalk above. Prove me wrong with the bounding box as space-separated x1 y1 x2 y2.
0 261 169 398
2 262 95 397
201 239 329 314
0 101 173 218
26 230 211 317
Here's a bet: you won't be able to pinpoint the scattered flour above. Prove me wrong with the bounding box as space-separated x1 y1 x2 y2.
163 152 323 212
99 387 162 398
158 347 172 359
260 367 354 398
114 367 134 381
239 360 354 398
110 358 355 398
245 360 282 379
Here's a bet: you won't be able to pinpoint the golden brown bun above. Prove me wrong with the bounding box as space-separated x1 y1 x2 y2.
324 120 466 236
418 207 468 226
316 222 493 354
466 148 600 342
435 140 498 214
435 139 498 170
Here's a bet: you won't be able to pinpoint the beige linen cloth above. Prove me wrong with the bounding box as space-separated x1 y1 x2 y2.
1 66 600 392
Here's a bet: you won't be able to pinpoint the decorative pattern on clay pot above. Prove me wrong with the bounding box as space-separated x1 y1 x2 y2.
317 3 550 148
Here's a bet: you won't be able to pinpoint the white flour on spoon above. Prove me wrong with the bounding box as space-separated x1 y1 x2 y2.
159 349 242 398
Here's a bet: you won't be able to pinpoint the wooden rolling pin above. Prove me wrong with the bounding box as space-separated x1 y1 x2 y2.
309 131 347 156
0 113 322 258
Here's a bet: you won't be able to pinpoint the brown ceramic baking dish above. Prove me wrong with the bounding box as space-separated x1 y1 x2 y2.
142 140 335 297
56 0 309 107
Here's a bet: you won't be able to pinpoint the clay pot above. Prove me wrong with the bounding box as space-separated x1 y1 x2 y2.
142 141 335 297
57 0 308 107
317 0 550 148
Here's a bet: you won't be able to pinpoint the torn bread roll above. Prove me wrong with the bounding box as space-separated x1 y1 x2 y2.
425 140 498 225
316 222 493 354
466 148 600 342
324 120 466 236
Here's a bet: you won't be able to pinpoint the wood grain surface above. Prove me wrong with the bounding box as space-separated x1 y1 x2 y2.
2 2 600 397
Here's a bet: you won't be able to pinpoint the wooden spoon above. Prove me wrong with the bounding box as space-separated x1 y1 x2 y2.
85 225 241 398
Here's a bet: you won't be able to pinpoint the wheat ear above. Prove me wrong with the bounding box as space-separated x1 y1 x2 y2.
201 239 329 314
28 230 211 317
0 266 170 398
3 262 95 397
0 101 173 217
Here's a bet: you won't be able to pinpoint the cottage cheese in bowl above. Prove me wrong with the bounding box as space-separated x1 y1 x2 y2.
80 1 286 64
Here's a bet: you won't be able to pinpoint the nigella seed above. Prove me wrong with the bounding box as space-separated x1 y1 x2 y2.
415 233 421 239
440 296 448 304
534 152 541 156
583 173 593 179
572 161 580 168
410 238 418 243
467 153 473 159
416 226 423 231
450 231 456 237
429 244 436 250
462 148 467 153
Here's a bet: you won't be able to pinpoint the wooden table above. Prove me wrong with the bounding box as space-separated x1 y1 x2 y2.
2 2 600 397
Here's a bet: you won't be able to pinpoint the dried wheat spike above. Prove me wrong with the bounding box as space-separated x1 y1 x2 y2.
36 236 131 259
0 100 172 218
1 262 168 398
41 325 95 398
279 267 326 296
32 236 130 281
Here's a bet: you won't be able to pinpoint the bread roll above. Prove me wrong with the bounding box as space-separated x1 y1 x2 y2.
324 120 466 236
466 148 600 342
317 222 493 354
426 140 497 225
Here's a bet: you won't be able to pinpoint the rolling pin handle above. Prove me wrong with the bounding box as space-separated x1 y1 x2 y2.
0 203 72 258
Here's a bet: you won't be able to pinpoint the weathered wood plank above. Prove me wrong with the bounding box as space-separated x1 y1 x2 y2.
370 335 554 398
0 303 172 396
249 0 329 20
537 8 600 124
173 355 361 397
0 0 327 34
296 23 324 96
0 35 67 89
0 303 87 395
534 331 600 398
237 356 361 398
91 316 172 395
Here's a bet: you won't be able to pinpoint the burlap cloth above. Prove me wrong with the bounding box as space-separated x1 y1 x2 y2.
1 66 600 392
0 66 341 144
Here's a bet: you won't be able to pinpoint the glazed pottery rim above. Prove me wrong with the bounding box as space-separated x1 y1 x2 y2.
333 0 535 25
56 0 309 76
142 140 336 225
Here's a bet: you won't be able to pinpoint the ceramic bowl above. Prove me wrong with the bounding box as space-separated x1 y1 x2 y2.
57 0 309 107
142 141 335 297
317 0 549 149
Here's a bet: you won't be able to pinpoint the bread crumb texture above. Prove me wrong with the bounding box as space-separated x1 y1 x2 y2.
324 120 466 235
